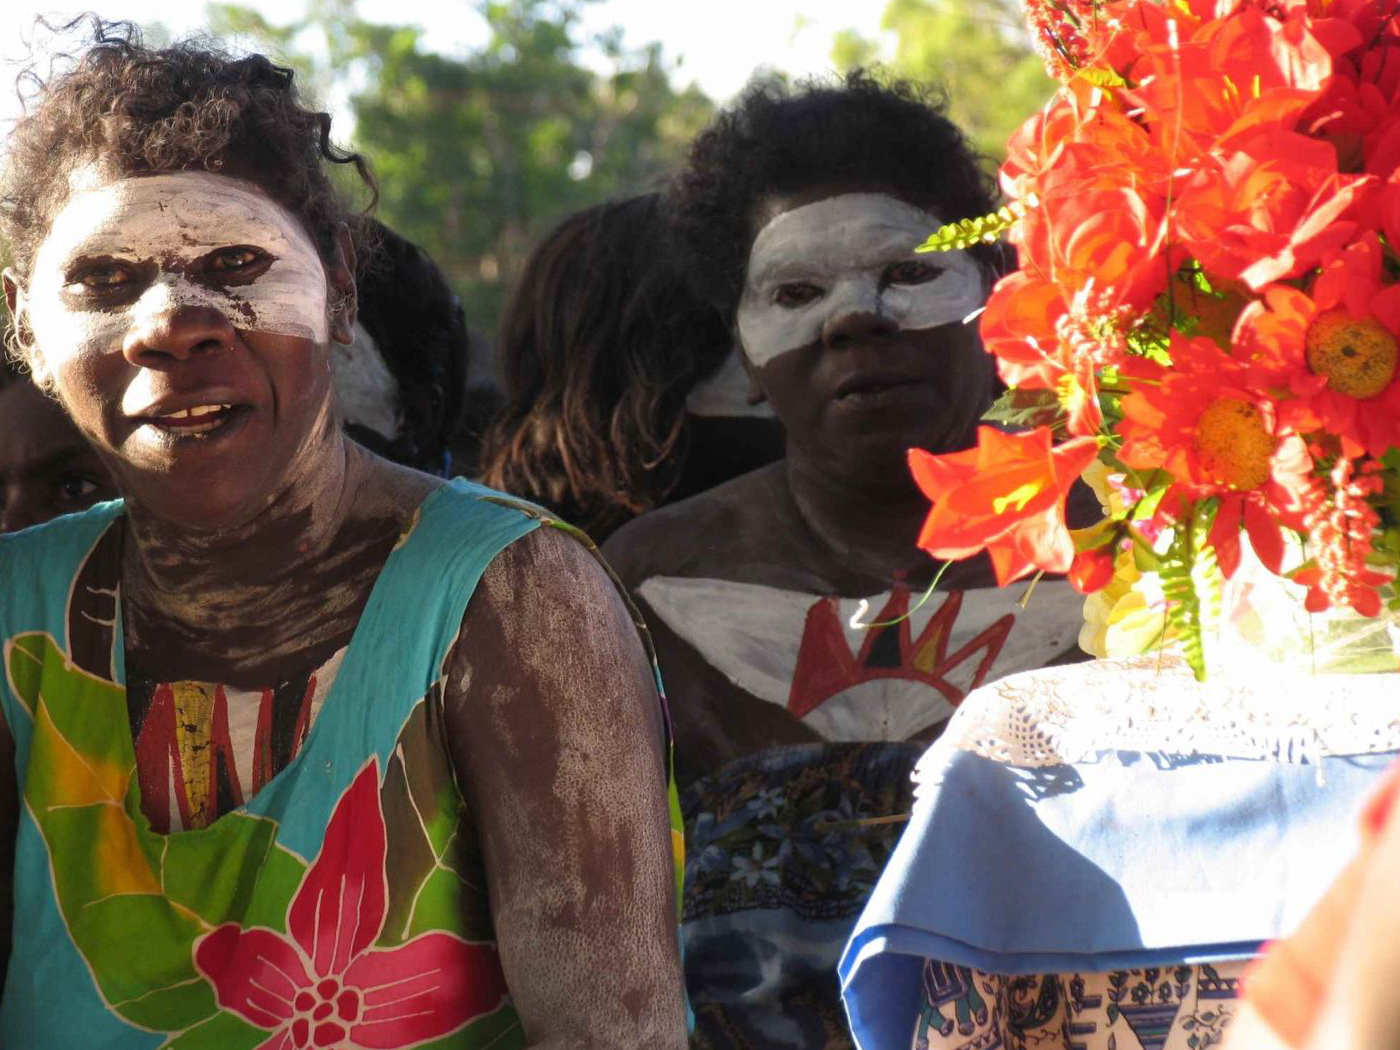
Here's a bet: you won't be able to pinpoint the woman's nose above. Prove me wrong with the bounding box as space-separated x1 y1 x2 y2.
822 308 900 349
121 284 236 367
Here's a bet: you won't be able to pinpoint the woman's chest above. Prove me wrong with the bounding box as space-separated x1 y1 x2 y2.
647 575 1086 781
123 647 348 833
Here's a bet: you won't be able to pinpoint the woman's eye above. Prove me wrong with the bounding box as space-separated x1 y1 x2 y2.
57 476 100 501
885 260 942 286
772 282 823 308
74 264 134 290
206 247 267 273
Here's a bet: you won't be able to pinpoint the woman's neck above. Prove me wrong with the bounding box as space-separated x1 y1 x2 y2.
124 432 353 606
781 451 933 583
119 436 411 686
781 447 994 591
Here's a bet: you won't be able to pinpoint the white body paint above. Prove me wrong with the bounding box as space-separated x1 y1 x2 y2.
685 346 776 418
736 193 985 367
638 575 1083 741
333 322 401 440
26 171 330 367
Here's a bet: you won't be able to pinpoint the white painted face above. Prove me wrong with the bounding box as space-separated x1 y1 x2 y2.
685 346 775 418
333 321 401 441
24 170 331 376
735 193 986 368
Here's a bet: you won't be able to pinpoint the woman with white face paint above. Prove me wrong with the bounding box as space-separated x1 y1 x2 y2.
602 73 1090 1050
0 25 685 1049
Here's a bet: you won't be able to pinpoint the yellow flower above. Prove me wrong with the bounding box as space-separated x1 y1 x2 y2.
1080 459 1133 517
1078 549 1174 657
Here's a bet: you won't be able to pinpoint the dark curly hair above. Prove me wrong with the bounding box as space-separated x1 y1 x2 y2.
480 193 732 539
349 220 468 475
671 70 999 319
0 18 374 283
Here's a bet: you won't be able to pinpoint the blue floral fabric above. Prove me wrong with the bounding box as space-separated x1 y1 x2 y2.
682 741 921 1049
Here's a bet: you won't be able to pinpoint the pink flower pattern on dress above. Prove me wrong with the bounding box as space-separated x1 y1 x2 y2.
194 761 509 1049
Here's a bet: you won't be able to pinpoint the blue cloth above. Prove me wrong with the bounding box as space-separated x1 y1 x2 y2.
838 744 1397 1050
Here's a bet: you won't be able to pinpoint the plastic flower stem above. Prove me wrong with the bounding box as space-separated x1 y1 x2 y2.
1161 16 1185 319
851 559 954 631
1018 570 1048 609
1302 537 1319 675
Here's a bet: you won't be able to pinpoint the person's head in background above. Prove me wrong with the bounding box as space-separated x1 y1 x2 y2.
481 192 754 540
671 70 1001 499
337 219 469 476
0 356 118 533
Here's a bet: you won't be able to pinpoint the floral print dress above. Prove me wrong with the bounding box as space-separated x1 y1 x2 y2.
0 481 684 1049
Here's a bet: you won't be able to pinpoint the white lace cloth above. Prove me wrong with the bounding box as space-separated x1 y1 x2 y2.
918 654 1400 784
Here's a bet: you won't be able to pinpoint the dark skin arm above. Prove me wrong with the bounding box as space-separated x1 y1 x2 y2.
446 526 686 1050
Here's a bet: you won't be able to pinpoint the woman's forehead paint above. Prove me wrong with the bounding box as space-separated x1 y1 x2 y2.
26 171 329 361
736 193 986 368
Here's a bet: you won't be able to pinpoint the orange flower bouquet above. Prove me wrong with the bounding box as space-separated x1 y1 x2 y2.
913 0 1400 678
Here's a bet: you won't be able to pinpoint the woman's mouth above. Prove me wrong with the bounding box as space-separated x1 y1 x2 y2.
832 373 932 404
140 403 247 437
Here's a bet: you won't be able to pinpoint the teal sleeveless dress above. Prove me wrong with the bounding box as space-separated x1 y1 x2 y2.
0 480 684 1049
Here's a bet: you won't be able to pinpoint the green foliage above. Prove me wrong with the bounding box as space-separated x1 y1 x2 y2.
1159 500 1223 681
832 0 1055 162
917 205 1020 252
982 386 1063 430
207 0 714 332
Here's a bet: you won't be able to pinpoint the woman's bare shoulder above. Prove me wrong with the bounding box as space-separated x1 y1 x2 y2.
602 463 786 588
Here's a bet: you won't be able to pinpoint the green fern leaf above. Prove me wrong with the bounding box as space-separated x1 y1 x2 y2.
1076 66 1127 90
917 205 1021 253
1160 500 1223 681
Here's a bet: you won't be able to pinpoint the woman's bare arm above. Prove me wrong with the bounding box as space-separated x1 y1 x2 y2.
445 525 686 1050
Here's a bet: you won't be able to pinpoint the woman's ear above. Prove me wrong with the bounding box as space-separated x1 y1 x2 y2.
3 268 49 386
328 225 358 346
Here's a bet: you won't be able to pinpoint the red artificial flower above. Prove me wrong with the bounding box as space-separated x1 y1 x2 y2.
1300 3 1400 175
1116 335 1313 578
195 761 509 1050
1232 252 1400 456
1004 93 1175 311
909 426 1100 587
1118 337 1283 494
1173 138 1374 289
1290 455 1392 616
979 270 1117 437
979 269 1069 394
1069 546 1117 594
1125 2 1333 161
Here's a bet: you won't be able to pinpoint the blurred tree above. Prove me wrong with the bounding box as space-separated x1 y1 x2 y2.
833 0 1053 165
207 0 713 331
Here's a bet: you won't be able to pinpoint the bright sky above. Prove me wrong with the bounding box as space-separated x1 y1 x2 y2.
1 0 895 141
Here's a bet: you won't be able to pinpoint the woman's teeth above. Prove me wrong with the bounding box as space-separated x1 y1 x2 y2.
150 404 234 435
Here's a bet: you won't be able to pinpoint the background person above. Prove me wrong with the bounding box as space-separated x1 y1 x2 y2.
602 72 1085 1049
0 359 118 532
480 192 782 541
336 219 472 476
